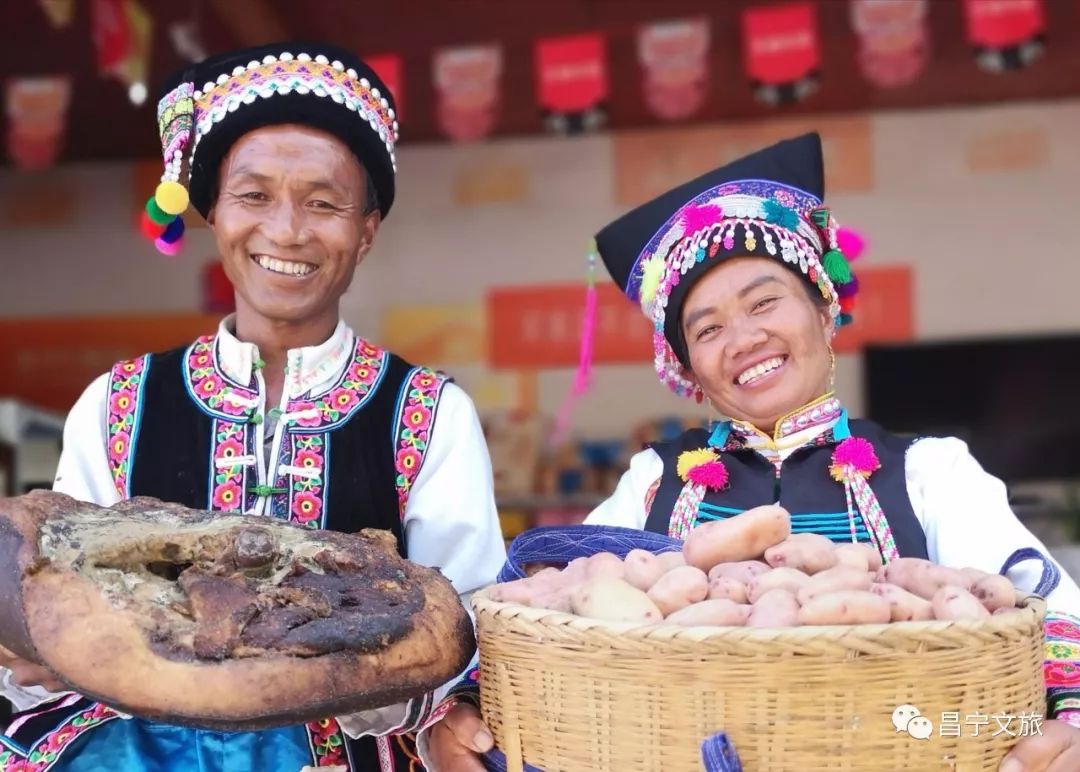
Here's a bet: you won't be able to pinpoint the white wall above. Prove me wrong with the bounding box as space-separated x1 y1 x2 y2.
2 99 1079 440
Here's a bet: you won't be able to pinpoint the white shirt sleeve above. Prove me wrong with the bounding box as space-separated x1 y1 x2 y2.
906 436 1080 614
583 448 665 530
338 382 506 740
51 373 120 507
2 375 116 714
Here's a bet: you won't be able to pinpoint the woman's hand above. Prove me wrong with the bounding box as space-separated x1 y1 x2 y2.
0 645 67 692
425 702 494 771
999 719 1080 772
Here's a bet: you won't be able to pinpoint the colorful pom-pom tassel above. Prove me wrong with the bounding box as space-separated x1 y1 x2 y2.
829 437 881 482
155 234 183 256
638 255 666 311
836 227 866 261
160 216 186 244
822 249 852 285
145 196 173 226
839 295 856 314
839 312 853 327
155 181 190 216
836 274 860 298
139 210 167 240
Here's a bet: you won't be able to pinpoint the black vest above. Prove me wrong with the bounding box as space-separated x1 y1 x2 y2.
645 418 929 560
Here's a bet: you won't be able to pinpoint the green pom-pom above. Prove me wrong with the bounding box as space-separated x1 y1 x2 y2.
145 196 172 225
763 199 800 230
822 249 852 285
811 208 831 229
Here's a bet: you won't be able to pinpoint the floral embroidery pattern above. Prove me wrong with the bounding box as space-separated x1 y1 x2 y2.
306 718 346 767
288 434 327 529
393 368 448 518
208 419 255 514
288 340 387 433
0 703 119 772
184 336 255 418
106 355 149 497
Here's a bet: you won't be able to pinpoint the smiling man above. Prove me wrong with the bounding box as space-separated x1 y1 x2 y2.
0 42 506 772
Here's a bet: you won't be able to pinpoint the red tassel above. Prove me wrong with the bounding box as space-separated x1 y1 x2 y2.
839 295 856 314
550 243 600 447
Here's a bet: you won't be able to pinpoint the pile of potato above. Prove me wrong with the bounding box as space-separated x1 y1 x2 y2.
489 506 1023 628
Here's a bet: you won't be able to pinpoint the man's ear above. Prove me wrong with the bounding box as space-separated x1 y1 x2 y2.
356 210 381 264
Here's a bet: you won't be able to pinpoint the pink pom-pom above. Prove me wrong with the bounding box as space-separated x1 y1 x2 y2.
687 459 729 490
678 204 725 237
836 227 866 261
832 437 880 476
155 235 183 256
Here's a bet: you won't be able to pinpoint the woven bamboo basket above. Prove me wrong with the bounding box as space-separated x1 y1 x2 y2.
473 589 1047 772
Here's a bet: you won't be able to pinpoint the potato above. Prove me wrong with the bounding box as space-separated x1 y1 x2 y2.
834 543 883 572
658 551 686 570
647 565 709 616
683 505 791 571
624 549 667 592
993 606 1025 617
585 552 626 580
764 533 838 575
959 566 993 586
798 590 891 626
746 589 800 628
489 578 537 605
797 566 874 605
665 599 752 627
708 576 748 604
708 560 771 585
932 585 991 621
747 567 811 604
529 588 573 613
870 583 934 622
570 577 663 623
970 573 1017 613
523 561 564 576
881 558 972 600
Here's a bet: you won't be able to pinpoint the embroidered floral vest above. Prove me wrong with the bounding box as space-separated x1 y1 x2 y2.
0 335 448 772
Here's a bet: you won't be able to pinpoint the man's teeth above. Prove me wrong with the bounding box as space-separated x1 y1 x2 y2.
737 356 785 385
255 255 315 276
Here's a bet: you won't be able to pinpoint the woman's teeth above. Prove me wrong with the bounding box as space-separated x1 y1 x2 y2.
254 255 315 276
737 356 786 386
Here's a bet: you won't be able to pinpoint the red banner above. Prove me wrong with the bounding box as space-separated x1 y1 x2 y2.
366 53 404 120
963 0 1044 48
534 33 608 113
5 77 71 170
833 266 914 354
850 0 930 89
487 283 650 370
90 0 132 73
637 18 711 121
433 44 502 142
741 2 820 85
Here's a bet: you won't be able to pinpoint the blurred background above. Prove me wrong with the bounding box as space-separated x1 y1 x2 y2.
1 0 1079 560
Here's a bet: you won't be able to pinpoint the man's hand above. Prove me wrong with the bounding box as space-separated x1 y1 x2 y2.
424 702 494 772
0 645 67 693
999 719 1080 772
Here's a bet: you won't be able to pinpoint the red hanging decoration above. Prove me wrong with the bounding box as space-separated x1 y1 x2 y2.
202 262 235 315
366 53 404 121
534 33 608 135
741 2 821 106
90 0 132 74
5 77 71 171
850 0 930 89
962 0 1046 72
637 18 711 122
433 44 502 143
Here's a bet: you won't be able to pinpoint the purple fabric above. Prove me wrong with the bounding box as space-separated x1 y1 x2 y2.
702 732 743 772
481 747 546 772
498 524 683 583
1000 547 1060 597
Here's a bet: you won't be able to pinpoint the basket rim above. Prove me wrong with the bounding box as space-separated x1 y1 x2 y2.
471 585 1048 643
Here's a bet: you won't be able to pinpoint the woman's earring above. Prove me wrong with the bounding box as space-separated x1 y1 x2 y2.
828 347 837 392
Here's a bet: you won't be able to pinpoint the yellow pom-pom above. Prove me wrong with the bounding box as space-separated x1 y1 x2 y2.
677 448 718 482
155 181 189 216
638 255 666 311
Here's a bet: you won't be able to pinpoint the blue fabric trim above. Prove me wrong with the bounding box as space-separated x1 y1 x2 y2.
697 502 743 515
1000 547 1060 597
126 353 152 498
707 422 731 449
0 732 29 755
482 746 546 772
833 410 852 441
499 525 682 583
321 434 332 529
701 732 743 772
